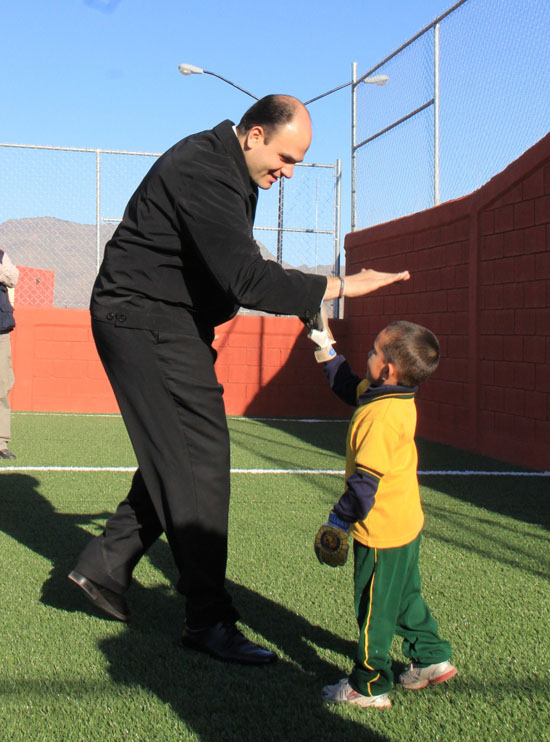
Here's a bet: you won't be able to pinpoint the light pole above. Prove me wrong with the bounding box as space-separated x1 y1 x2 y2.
304 66 388 232
303 73 388 105
304 69 388 310
178 63 259 100
179 61 388 233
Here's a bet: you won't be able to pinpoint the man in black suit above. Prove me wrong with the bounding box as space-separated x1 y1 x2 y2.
69 95 409 665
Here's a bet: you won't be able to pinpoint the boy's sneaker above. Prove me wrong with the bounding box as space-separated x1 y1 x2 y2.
322 678 391 708
399 661 457 690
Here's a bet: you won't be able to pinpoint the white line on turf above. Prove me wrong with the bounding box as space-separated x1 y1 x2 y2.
0 467 548 476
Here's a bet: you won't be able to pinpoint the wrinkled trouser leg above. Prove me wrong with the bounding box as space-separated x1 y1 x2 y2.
75 318 238 628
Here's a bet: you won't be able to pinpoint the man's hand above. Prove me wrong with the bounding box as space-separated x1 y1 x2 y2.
303 304 336 363
325 268 410 301
314 512 350 567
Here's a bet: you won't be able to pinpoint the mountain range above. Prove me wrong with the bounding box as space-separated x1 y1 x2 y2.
0 216 334 310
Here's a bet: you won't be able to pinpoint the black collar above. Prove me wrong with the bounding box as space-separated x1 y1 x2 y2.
357 384 417 408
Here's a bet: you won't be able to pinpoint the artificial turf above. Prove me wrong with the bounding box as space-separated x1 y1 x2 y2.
0 412 548 741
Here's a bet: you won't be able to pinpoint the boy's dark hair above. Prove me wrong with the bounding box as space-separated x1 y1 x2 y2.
381 321 440 387
236 95 303 142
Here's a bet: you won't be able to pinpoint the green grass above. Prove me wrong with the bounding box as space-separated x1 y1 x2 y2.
0 412 548 741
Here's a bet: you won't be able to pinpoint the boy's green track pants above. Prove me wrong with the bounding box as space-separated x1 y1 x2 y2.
350 532 452 696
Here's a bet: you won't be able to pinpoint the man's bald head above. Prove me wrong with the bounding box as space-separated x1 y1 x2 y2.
236 95 311 142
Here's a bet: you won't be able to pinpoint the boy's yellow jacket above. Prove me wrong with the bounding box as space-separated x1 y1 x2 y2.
324 356 424 548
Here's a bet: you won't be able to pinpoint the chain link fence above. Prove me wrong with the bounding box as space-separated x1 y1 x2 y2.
0 143 341 311
354 0 550 230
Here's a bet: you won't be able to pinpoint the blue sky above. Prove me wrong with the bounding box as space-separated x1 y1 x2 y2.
3 0 547 265
3 0 453 169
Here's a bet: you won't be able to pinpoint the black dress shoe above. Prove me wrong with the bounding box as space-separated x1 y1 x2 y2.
181 621 277 665
0 448 16 460
68 570 130 622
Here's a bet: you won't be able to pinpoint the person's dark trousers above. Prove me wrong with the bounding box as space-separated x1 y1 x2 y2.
74 314 239 629
349 533 452 696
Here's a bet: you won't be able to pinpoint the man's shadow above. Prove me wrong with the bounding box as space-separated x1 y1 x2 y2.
100 574 392 741
0 473 391 742
0 473 113 614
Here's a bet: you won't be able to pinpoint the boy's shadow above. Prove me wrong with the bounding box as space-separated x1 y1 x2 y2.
0 473 390 742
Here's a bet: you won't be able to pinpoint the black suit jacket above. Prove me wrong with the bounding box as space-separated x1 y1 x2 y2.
91 120 326 329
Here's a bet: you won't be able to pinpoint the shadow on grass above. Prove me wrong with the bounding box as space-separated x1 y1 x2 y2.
0 473 389 742
100 573 390 742
0 473 116 614
416 437 550 532
246 422 549 532
230 417 348 469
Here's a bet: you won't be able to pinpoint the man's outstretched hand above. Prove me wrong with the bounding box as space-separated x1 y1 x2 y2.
325 268 410 301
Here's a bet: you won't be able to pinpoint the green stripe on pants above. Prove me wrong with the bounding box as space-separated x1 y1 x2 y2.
350 532 452 696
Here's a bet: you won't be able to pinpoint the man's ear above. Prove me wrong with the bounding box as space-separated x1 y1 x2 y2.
244 125 265 151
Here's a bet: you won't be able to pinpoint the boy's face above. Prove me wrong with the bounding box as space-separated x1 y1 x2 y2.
366 330 389 386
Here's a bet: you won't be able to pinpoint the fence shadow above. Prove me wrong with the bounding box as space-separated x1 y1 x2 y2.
416 439 550 531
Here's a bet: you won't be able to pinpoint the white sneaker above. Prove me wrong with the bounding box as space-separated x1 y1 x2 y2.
321 678 391 708
399 661 457 690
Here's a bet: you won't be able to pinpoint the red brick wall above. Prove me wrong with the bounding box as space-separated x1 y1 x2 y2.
9 309 350 418
216 315 350 418
344 133 550 471
10 308 117 413
476 142 549 472
14 266 55 306
344 207 471 451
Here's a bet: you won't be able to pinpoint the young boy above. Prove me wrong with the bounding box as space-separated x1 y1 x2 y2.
310 317 456 709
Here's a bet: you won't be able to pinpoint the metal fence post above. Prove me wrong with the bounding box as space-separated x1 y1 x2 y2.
333 158 342 318
95 149 101 273
434 23 441 205
351 61 358 233
276 176 284 264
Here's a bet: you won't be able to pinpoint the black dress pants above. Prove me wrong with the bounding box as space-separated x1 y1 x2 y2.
75 314 239 628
